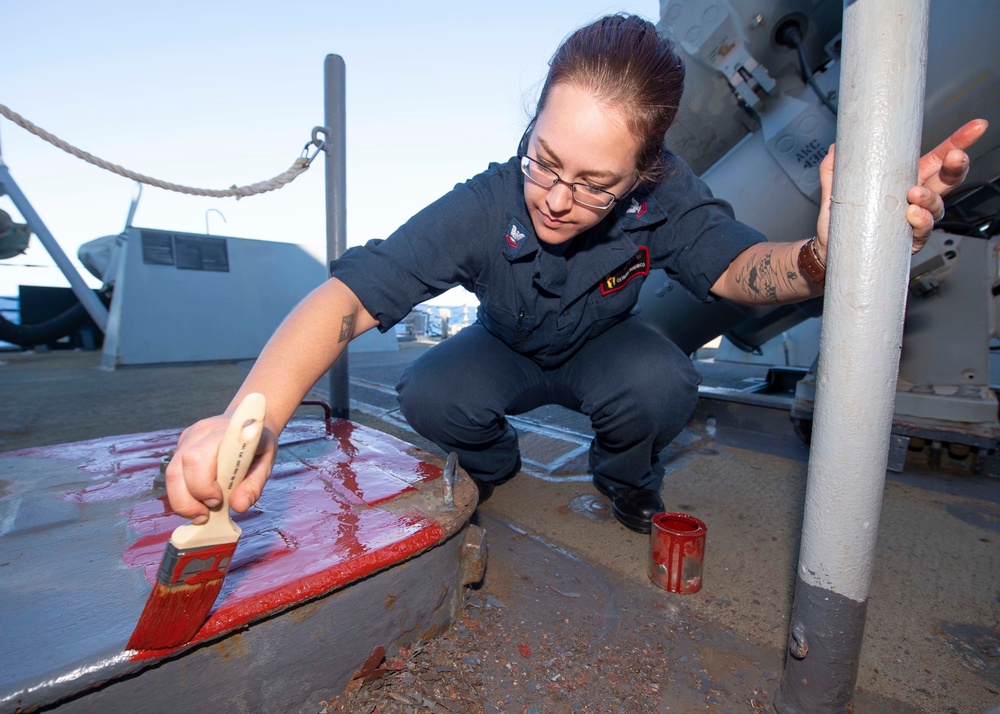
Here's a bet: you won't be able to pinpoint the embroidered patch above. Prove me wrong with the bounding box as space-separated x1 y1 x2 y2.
626 198 648 219
503 218 530 257
618 193 659 224
600 246 649 296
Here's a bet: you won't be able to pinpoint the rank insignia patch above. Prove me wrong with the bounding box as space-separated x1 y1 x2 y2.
503 218 530 257
618 192 659 224
600 246 649 296
626 198 648 218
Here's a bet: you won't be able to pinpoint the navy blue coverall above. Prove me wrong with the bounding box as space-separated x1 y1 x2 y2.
330 153 765 493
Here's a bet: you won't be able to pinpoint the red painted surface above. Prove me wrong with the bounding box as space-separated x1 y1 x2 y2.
18 419 449 659
648 512 707 594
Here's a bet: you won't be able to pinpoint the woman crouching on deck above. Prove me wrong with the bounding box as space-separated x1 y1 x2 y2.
164 14 986 533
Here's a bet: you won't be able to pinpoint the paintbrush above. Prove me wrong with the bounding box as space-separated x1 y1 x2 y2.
127 392 266 651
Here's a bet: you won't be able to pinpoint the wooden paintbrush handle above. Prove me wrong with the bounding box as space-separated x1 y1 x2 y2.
170 393 266 549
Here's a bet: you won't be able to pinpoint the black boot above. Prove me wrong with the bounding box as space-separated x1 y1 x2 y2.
594 480 664 534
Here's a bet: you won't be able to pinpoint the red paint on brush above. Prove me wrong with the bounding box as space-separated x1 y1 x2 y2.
125 393 267 652
162 542 237 584
126 556 230 650
108 418 448 660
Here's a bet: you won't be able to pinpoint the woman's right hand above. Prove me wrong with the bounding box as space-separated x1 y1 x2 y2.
162 277 378 523
165 413 279 524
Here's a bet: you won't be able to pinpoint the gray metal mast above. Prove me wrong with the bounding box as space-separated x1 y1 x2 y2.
775 1 930 711
324 54 349 418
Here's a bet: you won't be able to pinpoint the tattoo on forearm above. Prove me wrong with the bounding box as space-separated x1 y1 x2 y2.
733 250 800 303
338 315 355 343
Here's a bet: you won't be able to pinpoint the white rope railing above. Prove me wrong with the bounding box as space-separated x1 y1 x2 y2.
0 103 322 200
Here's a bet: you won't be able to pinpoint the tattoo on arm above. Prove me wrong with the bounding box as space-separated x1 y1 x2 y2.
732 249 800 303
338 314 355 343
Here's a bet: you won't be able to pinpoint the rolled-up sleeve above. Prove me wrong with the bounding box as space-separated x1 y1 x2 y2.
651 153 766 302
329 176 494 331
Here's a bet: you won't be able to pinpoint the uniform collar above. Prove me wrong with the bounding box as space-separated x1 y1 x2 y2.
615 186 668 230
503 192 662 264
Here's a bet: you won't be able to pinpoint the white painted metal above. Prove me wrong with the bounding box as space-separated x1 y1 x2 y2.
100 227 326 369
798 0 930 601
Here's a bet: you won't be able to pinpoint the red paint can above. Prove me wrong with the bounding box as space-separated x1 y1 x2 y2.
648 512 707 594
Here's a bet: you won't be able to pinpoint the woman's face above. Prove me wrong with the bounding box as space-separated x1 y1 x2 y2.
523 82 641 246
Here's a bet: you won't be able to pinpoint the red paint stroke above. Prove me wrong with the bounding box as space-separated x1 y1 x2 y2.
114 419 447 660
12 432 178 505
5 417 450 660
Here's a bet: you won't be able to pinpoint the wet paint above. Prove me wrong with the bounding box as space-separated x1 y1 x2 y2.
5 419 448 659
0 417 476 712
63 457 168 504
121 474 444 657
120 420 447 657
13 434 177 505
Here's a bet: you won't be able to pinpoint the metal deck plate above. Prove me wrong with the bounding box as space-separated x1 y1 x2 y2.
0 419 477 713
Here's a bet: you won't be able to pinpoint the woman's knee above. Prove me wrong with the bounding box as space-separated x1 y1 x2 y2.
396 358 466 433
643 354 700 425
587 347 700 443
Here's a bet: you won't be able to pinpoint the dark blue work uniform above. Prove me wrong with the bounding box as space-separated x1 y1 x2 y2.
330 153 764 491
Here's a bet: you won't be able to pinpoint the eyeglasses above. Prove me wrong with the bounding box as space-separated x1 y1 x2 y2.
519 155 631 210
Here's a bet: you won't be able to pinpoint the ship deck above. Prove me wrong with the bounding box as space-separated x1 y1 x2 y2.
1 341 997 713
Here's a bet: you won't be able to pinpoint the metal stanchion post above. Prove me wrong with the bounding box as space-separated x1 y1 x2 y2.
324 54 349 419
774 1 930 710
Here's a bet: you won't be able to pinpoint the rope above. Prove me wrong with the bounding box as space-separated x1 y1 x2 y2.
0 103 316 200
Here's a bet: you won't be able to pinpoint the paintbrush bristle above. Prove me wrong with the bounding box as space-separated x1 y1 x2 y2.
126 540 236 651
127 392 264 651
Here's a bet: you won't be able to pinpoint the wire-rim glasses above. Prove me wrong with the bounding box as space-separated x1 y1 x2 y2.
519 155 628 210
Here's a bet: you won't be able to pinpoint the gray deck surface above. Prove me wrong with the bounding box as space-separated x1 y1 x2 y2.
1 340 998 713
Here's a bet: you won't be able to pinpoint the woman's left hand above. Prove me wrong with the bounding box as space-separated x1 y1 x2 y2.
815 118 988 262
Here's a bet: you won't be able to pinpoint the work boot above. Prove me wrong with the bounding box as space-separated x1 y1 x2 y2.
593 479 664 534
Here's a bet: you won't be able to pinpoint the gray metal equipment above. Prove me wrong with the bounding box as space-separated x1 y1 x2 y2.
645 0 1000 455
649 3 999 712
0 155 111 332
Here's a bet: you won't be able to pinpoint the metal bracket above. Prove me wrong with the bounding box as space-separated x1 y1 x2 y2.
442 452 458 508
304 126 331 162
662 0 775 109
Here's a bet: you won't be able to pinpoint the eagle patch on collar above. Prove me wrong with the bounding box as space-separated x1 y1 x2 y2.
503 218 530 257
600 246 649 296
618 193 658 224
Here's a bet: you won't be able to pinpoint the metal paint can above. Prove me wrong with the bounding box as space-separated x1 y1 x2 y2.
648 512 707 594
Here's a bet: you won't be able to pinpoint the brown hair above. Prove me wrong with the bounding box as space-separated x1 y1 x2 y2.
528 13 685 185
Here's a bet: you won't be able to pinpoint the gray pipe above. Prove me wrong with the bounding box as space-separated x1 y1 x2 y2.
0 161 109 332
774 1 930 711
324 54 349 419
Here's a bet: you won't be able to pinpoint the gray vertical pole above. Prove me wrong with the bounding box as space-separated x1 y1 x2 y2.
0 162 109 332
774 2 930 712
324 54 350 419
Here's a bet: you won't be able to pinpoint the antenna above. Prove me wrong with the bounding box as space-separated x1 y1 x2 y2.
124 182 142 230
205 208 226 235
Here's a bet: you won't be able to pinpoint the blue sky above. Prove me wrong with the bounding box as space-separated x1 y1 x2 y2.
1 0 654 303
